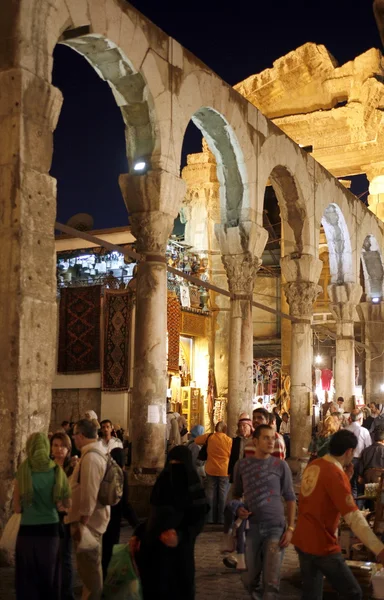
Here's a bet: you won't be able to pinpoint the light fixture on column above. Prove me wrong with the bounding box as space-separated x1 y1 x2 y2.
381 383 384 392
133 159 147 173
372 297 381 304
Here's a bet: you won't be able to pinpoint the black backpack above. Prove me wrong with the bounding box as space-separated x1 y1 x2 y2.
197 433 213 462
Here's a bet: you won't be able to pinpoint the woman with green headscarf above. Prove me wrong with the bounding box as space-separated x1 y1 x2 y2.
13 432 71 600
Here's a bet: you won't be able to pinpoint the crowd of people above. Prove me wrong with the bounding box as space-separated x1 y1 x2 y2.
8 398 384 600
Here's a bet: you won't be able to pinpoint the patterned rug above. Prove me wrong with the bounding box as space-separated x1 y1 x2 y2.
102 289 132 391
58 286 101 373
167 294 182 373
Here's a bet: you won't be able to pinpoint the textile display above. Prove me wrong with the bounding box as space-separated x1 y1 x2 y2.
253 358 281 396
167 295 181 373
321 368 333 391
102 290 132 391
58 286 101 373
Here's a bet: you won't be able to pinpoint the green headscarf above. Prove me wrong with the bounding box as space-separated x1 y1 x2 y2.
16 432 71 507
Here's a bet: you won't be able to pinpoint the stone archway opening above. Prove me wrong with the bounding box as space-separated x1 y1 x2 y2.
268 165 307 258
361 235 384 300
321 203 353 285
187 107 247 228
59 33 157 170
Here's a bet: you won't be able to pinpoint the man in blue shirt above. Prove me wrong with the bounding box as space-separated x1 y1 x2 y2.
233 424 296 600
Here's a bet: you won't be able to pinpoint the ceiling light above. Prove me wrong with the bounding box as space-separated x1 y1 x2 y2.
315 354 322 365
372 297 381 304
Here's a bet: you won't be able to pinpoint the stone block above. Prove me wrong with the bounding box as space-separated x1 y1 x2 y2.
19 296 57 382
19 229 56 301
168 38 183 70
64 0 91 29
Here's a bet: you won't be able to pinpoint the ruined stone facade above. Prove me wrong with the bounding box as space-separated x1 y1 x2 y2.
1 0 384 521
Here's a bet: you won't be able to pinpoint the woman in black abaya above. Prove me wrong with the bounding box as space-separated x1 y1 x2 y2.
133 445 208 600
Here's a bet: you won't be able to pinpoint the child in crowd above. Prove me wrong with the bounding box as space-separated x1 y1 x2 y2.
221 499 248 570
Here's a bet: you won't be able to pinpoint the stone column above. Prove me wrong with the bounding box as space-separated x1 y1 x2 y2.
119 171 185 479
281 255 322 469
328 283 362 410
216 222 268 436
0 68 62 522
357 302 384 402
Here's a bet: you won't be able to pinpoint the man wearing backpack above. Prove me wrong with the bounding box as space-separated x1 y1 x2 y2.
66 419 111 600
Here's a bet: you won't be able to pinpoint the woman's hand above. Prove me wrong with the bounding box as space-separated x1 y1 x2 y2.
160 529 178 547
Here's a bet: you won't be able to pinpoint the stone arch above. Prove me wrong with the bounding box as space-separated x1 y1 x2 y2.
321 203 353 284
268 165 309 257
361 235 384 299
257 135 316 257
175 70 256 227
60 34 156 170
15 0 170 173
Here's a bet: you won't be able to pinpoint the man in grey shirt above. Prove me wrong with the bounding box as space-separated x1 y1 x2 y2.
233 424 296 600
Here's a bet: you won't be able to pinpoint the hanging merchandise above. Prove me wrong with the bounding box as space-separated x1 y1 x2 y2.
321 368 333 392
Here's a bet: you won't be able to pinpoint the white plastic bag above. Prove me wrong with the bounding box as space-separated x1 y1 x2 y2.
76 524 99 553
0 513 21 553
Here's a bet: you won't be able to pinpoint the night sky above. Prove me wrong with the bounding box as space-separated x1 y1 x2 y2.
51 0 381 230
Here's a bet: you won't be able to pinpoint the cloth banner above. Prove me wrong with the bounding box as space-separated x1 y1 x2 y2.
58 286 101 373
167 295 182 373
102 289 132 391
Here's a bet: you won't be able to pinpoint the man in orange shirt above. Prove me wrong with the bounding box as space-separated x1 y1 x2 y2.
293 430 384 600
195 421 232 524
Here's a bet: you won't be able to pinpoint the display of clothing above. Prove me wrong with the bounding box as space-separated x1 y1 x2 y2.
321 369 333 392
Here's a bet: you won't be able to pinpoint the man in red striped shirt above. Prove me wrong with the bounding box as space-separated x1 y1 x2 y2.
245 408 286 460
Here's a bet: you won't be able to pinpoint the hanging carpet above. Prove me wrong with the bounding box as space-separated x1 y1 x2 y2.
102 289 132 391
167 294 182 373
58 286 101 373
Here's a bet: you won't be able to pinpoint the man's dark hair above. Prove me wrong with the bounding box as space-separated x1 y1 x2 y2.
329 430 358 456
374 427 384 442
337 397 344 403
253 407 269 421
100 419 112 427
75 418 98 439
61 420 69 427
253 424 273 439
282 412 289 418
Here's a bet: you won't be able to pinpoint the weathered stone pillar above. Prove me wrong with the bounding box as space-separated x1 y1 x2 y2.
119 171 184 478
357 302 384 402
0 68 62 523
281 255 322 469
216 223 268 436
328 283 362 410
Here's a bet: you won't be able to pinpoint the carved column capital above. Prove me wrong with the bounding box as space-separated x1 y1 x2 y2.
129 211 174 254
119 169 185 254
328 283 362 323
284 281 322 318
222 253 261 295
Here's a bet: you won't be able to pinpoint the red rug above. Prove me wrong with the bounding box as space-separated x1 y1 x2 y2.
102 289 132 391
58 286 101 373
167 295 182 373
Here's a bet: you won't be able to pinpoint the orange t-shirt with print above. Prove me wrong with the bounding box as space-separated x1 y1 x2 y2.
292 455 358 556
